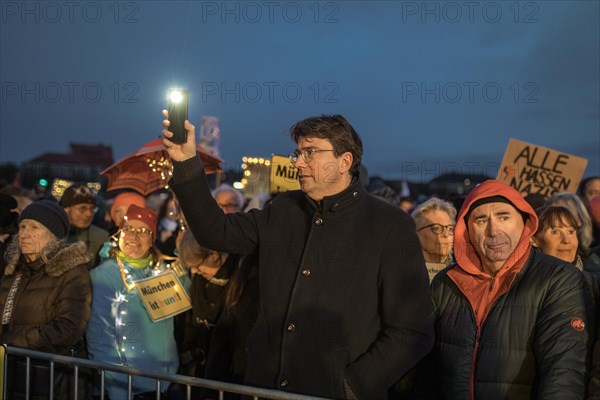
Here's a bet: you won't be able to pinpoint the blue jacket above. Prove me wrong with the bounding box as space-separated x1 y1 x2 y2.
86 256 186 399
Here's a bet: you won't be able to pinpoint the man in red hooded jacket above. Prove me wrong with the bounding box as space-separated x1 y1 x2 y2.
422 180 588 399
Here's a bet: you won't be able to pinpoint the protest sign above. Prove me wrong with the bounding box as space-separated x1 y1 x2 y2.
134 270 191 322
199 116 220 156
270 154 300 193
497 138 588 197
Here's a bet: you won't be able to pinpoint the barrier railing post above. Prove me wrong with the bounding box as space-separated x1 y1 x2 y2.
0 345 6 400
74 364 79 399
49 360 55 400
100 369 105 400
127 374 133 400
25 357 30 400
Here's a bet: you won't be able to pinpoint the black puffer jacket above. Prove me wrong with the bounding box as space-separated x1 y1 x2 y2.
0 241 92 354
429 249 588 399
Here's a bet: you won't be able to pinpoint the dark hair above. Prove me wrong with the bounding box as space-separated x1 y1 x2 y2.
223 254 258 319
290 114 363 176
578 176 600 196
537 205 580 233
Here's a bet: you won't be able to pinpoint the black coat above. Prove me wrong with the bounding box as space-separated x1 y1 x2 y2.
0 241 92 354
428 250 588 400
205 256 260 384
176 253 240 377
171 157 434 399
0 240 92 400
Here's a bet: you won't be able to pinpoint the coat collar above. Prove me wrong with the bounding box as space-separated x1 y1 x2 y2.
306 176 364 215
6 241 90 278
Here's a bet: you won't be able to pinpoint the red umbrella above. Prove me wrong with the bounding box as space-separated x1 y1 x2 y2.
101 138 223 195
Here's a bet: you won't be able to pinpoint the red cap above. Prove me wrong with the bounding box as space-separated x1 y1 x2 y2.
121 204 157 235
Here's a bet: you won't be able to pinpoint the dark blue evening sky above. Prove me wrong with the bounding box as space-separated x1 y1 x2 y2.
1 1 598 181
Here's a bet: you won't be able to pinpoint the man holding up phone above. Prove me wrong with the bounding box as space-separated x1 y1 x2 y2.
162 110 434 399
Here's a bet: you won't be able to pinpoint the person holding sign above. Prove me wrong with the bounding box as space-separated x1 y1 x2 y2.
162 112 433 399
86 205 189 400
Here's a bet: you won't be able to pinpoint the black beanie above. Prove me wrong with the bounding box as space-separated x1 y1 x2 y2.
19 199 70 239
465 195 528 222
60 183 96 208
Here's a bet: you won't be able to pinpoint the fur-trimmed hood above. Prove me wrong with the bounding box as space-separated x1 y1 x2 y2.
5 241 90 277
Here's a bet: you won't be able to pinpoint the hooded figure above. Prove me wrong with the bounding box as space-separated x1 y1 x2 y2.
420 180 588 400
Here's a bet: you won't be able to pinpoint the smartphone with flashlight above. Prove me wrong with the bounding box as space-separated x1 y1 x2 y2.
167 89 189 144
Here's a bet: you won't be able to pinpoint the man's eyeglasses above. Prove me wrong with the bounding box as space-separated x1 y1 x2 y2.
289 148 336 164
418 224 455 235
121 225 152 238
73 205 98 214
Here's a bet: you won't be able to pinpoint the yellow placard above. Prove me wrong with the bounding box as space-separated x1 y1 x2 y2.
269 154 300 193
496 138 588 197
134 270 192 322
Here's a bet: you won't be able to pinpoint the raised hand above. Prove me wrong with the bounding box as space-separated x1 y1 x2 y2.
162 109 197 162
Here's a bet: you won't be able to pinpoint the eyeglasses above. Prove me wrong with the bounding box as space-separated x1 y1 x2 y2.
418 223 455 235
121 225 152 238
73 205 98 214
289 148 336 164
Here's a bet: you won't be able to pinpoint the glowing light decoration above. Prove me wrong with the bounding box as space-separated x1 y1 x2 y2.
146 156 174 190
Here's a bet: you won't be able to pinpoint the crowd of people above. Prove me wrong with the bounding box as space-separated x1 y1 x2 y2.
0 111 598 399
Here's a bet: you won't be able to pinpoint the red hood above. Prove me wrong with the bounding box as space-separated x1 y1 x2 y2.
453 180 538 277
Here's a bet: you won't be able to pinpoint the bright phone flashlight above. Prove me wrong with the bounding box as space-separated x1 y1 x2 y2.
169 90 184 103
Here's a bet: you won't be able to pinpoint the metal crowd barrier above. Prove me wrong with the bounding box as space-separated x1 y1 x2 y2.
1 345 329 400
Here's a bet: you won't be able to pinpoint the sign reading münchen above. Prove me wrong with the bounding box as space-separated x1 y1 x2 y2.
134 270 191 322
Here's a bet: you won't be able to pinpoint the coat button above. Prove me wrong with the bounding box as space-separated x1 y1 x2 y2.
315 218 323 225
301 269 311 277
353 192 358 197
287 323 296 332
280 379 288 387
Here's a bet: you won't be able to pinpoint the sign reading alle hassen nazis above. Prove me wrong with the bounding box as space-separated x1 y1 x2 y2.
134 270 191 322
270 154 300 193
496 138 588 197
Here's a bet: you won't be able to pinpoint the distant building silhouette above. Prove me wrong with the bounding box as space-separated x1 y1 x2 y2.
0 143 113 190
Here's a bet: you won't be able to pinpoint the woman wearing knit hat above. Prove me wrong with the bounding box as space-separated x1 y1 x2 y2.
86 204 190 400
0 199 93 398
